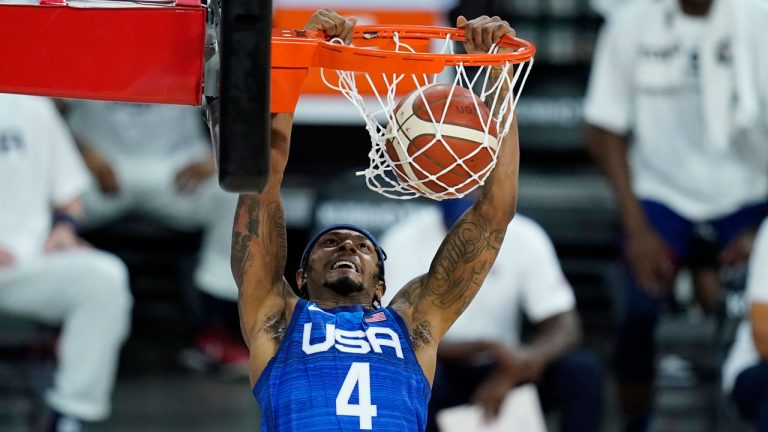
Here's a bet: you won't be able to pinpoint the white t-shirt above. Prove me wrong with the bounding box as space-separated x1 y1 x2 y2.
584 0 768 221
66 101 211 167
381 208 575 349
722 217 768 392
0 95 89 262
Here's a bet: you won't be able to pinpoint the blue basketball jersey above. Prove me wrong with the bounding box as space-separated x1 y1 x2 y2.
253 299 430 431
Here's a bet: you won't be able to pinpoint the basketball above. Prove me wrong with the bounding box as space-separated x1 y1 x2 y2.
384 84 499 197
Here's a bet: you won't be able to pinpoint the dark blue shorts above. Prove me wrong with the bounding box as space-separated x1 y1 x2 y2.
639 200 768 265
614 199 768 382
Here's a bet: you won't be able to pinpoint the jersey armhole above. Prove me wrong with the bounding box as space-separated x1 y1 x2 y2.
386 306 420 357
253 298 308 394
385 306 409 337
385 306 433 398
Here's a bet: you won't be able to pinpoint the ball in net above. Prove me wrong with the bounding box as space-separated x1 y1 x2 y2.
384 84 499 198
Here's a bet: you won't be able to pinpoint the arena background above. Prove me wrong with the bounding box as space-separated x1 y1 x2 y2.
0 0 751 431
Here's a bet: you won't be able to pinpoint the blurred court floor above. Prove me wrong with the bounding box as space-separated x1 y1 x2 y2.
91 374 259 432
91 322 261 432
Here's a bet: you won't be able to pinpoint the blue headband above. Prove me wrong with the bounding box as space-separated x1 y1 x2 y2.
300 224 387 281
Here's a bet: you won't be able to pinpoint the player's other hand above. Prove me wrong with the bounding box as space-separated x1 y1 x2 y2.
175 157 216 193
304 9 357 45
457 15 515 55
0 247 16 268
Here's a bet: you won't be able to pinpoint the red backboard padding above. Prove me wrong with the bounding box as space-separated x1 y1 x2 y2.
0 3 206 105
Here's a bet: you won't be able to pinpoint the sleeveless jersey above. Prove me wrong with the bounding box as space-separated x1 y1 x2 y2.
254 299 430 431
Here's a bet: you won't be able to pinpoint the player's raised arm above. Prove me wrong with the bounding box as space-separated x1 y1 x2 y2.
230 9 358 383
390 16 520 346
231 112 295 349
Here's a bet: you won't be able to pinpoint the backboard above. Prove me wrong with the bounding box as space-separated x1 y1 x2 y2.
0 0 273 193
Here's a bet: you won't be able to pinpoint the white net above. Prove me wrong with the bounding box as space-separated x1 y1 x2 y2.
320 33 534 200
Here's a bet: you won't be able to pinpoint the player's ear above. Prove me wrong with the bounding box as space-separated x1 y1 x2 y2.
295 268 306 287
375 280 386 304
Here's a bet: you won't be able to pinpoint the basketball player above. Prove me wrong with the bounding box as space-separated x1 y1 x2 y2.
229 10 520 431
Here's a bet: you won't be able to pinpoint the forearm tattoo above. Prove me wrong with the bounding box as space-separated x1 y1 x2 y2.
231 198 260 286
427 219 504 310
262 202 287 264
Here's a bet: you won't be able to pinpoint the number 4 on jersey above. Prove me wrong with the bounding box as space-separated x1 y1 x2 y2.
336 362 378 429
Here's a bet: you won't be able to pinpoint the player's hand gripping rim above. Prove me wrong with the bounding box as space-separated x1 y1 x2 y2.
457 15 516 55
304 8 357 45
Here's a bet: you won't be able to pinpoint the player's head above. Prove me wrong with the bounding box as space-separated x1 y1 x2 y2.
296 224 387 308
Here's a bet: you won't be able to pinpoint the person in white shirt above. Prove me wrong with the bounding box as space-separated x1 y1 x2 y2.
723 217 768 431
64 101 245 372
584 0 768 430
380 197 603 432
0 94 132 432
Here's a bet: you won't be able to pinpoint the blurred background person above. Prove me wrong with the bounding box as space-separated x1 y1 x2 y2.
723 217 768 432
63 101 244 375
0 94 132 432
381 197 603 432
584 0 768 430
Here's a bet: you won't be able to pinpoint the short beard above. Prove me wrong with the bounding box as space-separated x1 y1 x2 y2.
323 276 365 297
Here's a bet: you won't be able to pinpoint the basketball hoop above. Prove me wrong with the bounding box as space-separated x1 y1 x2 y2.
271 25 535 200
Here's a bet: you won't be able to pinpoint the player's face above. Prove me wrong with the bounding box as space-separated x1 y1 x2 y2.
306 230 381 297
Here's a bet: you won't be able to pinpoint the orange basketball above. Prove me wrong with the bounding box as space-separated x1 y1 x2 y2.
385 84 499 197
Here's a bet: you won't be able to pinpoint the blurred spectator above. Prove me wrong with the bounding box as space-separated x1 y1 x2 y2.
584 0 768 430
723 217 768 431
63 101 244 374
381 198 603 432
0 94 132 432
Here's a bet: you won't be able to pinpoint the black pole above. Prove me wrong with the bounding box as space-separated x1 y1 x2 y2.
218 0 272 192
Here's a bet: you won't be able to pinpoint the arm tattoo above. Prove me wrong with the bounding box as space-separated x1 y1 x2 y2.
397 277 429 310
426 219 504 310
231 199 260 286
262 202 287 264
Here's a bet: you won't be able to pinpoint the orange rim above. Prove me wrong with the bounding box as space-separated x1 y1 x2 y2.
352 25 534 65
272 25 535 71
269 25 535 113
